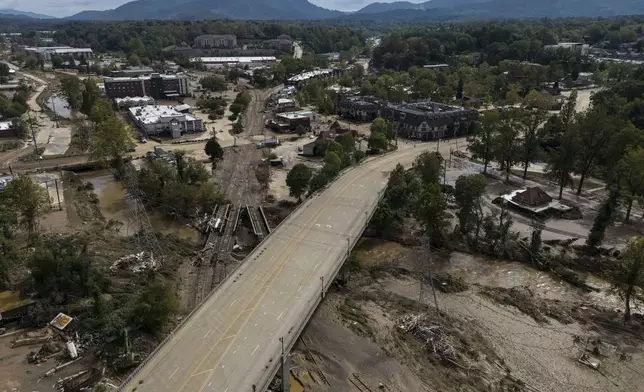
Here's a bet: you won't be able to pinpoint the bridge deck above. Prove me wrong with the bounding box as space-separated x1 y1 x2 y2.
120 143 435 392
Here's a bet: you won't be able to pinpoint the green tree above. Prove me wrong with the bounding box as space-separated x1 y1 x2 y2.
309 171 329 194
10 118 29 139
368 131 388 152
232 121 244 134
587 187 620 248
612 236 644 321
200 75 227 92
89 99 115 125
128 279 177 333
413 151 444 185
415 183 449 246
0 177 50 233
323 151 343 177
229 103 243 116
468 111 498 174
494 113 521 181
81 78 101 116
51 55 64 69
127 54 141 67
89 117 134 176
546 128 578 200
205 137 224 166
59 74 83 111
295 124 306 136
616 148 644 223
518 93 550 179
286 163 312 201
574 109 619 195
370 117 388 135
454 174 487 238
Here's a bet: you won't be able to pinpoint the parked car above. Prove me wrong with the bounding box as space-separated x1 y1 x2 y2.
140 137 148 143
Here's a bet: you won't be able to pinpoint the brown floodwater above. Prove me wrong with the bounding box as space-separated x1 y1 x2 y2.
79 170 200 242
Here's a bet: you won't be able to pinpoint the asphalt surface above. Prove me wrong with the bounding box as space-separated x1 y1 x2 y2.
119 140 458 392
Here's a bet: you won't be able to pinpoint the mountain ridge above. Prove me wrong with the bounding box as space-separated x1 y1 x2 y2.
0 9 55 19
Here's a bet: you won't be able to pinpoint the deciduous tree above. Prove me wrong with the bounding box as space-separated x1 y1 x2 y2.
612 236 644 321
468 111 498 174
616 148 644 223
286 163 312 201
204 137 224 166
0 177 51 233
454 174 487 238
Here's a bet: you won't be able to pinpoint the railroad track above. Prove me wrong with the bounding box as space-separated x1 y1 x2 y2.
193 204 230 306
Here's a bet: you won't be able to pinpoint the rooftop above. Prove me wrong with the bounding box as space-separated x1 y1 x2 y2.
191 56 276 63
0 121 11 131
287 69 335 82
129 105 198 125
105 73 187 82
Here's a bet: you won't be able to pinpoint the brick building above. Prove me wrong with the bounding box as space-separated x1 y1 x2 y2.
103 73 190 100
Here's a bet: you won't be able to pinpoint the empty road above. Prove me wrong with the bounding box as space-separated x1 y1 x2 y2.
120 139 460 392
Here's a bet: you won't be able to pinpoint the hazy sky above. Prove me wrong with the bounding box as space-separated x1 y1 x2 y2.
1 0 425 17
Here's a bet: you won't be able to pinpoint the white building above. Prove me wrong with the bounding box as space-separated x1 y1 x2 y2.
129 105 203 138
21 46 94 61
0 121 12 135
190 56 277 68
543 43 589 56
115 96 155 108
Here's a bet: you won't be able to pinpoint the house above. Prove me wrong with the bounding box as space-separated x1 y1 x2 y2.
501 187 572 215
512 187 552 207
0 121 12 135
274 111 317 130
301 125 357 156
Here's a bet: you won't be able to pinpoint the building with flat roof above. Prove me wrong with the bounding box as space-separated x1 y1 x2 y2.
338 96 478 141
286 69 341 85
110 67 155 77
115 96 155 108
104 73 189 100
194 34 237 49
190 56 277 68
129 105 203 138
21 46 93 61
544 42 589 56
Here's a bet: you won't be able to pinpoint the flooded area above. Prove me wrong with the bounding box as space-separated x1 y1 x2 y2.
44 93 73 119
79 170 200 242
356 238 639 316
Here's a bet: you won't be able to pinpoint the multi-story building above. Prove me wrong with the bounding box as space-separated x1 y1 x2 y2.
543 42 590 56
190 56 277 68
21 46 94 61
110 67 155 77
265 35 293 52
129 105 203 138
337 96 478 141
194 34 237 49
103 73 190 100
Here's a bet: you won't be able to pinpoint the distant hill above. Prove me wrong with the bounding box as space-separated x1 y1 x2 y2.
354 0 486 14
349 0 644 20
66 0 343 20
0 9 55 19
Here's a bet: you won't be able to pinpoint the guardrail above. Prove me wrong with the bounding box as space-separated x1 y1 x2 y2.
117 149 397 391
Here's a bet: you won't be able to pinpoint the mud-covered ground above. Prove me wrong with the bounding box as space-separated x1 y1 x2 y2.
291 239 644 392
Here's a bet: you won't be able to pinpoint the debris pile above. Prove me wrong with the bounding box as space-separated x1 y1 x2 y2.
110 251 160 273
397 313 456 362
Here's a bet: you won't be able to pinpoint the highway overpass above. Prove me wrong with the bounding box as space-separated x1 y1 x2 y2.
120 140 456 392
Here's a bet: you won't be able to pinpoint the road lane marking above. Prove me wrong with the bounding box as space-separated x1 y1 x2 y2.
229 299 237 307
169 367 179 379
277 311 284 320
203 329 212 338
252 344 260 356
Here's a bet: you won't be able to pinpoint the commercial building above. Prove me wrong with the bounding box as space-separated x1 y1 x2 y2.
194 34 237 49
110 67 155 77
21 46 94 61
115 96 155 108
104 73 189 100
337 96 478 141
264 35 293 52
129 105 203 138
276 98 298 113
544 42 590 56
274 110 316 129
190 56 277 68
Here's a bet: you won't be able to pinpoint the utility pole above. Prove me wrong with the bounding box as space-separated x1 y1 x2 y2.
26 110 38 154
50 95 59 128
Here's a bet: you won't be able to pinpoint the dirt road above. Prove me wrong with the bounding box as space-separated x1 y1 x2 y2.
242 85 283 137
